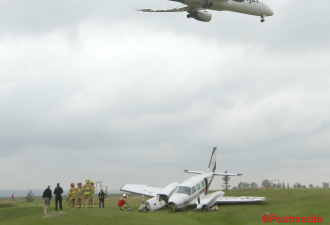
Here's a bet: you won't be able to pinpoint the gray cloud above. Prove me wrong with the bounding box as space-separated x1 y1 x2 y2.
1 0 330 190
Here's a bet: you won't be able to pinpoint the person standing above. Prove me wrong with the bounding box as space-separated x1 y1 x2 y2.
42 185 52 213
91 181 95 208
68 183 78 208
98 189 105 208
76 181 83 208
54 183 63 210
82 179 93 208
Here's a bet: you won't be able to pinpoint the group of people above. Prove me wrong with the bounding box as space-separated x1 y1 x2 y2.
42 179 108 213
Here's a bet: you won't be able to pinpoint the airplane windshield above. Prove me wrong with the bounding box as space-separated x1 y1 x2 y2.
175 186 191 195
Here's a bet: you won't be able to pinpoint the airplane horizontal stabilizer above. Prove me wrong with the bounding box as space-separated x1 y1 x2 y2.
213 172 242 176
184 170 203 174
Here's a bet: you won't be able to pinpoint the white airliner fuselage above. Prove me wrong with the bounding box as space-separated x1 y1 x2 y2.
138 0 274 23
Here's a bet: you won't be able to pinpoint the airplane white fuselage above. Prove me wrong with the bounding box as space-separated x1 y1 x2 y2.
167 172 222 211
181 0 273 17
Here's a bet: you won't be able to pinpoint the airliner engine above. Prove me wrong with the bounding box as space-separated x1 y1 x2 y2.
194 11 212 22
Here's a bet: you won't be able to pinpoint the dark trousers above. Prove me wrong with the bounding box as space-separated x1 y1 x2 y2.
55 196 62 210
99 198 104 208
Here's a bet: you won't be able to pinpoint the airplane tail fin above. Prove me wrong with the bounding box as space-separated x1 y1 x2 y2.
206 147 217 173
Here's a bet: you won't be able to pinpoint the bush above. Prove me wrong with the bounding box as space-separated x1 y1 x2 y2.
26 190 35 202
0 202 12 208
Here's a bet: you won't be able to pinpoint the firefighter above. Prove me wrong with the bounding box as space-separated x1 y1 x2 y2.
90 181 95 208
76 181 83 208
82 179 93 208
68 183 78 208
118 193 132 211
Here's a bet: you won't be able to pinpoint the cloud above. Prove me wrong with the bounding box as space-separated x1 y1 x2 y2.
1 0 330 190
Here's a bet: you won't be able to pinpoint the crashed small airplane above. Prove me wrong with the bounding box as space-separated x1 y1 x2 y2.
120 147 265 211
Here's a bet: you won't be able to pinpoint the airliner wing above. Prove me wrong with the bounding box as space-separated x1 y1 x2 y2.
120 184 162 197
216 196 266 203
137 6 188 12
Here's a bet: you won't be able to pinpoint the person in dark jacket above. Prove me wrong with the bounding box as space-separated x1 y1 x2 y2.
98 189 105 208
54 183 64 210
42 185 52 213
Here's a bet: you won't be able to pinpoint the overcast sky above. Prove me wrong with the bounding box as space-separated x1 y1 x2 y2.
1 0 330 192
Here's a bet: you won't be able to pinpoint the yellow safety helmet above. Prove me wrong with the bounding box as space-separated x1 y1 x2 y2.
91 181 94 185
86 179 90 183
123 193 128 198
78 181 82 185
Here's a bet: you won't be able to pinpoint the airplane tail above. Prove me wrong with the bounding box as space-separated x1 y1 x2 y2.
206 147 217 173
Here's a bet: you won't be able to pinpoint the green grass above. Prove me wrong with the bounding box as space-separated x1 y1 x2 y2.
0 189 329 225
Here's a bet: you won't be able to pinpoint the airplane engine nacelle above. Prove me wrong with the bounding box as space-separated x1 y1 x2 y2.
146 196 166 211
194 11 212 22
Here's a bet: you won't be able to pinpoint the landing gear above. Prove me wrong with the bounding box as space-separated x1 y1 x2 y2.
261 15 265 23
187 12 197 19
203 1 213 8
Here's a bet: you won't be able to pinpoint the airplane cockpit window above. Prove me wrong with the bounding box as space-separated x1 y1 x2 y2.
192 186 196 194
197 183 201 190
175 186 191 195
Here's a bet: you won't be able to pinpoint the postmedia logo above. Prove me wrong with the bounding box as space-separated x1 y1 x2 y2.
262 214 322 223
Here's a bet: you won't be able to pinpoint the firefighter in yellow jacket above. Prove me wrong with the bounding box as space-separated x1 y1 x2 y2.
91 181 95 208
82 179 93 208
76 181 83 207
68 183 78 208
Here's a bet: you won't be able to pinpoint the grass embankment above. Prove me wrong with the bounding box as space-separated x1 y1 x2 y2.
0 189 329 225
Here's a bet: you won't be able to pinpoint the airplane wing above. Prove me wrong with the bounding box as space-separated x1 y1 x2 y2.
184 170 203 174
216 196 266 203
120 184 162 197
120 182 179 198
137 5 188 12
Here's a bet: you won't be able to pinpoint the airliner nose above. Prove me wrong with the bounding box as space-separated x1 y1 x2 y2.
268 8 274 16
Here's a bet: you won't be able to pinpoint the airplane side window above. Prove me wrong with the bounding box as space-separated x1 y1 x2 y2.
192 186 196 194
182 186 191 195
233 0 245 2
201 181 205 187
197 183 201 190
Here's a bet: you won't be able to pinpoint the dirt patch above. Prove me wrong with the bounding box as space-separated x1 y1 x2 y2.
42 211 68 218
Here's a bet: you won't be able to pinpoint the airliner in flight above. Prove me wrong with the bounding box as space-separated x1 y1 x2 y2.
138 0 274 23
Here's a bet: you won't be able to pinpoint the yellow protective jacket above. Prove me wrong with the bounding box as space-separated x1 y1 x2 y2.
68 187 78 200
91 185 95 197
82 183 93 196
77 186 83 198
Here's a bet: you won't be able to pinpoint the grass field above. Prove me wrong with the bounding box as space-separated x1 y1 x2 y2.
0 189 329 225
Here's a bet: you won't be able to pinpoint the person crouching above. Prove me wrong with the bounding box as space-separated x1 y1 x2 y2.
118 193 132 211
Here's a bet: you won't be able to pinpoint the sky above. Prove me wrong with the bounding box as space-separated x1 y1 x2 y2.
1 0 330 192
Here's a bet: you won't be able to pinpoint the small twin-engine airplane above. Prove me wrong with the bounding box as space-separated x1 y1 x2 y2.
120 147 265 211
138 0 274 23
